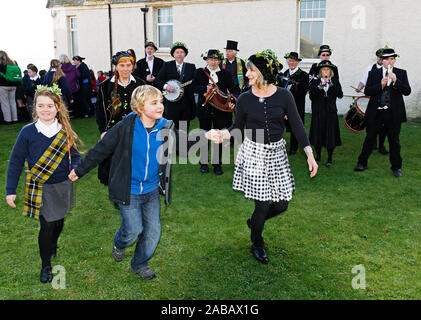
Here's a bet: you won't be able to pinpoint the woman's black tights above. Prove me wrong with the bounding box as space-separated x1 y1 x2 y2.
39 216 64 268
315 146 334 163
250 200 288 247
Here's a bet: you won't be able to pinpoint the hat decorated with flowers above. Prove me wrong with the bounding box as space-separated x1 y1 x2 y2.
247 49 281 84
170 41 188 57
201 49 224 61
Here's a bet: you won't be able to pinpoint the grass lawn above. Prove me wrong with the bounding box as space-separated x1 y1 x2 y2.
0 115 420 300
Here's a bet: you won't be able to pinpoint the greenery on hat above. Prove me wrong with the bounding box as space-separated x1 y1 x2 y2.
254 49 281 75
35 83 62 96
171 41 188 50
201 49 224 60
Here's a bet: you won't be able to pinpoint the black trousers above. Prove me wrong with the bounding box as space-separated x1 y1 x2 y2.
39 216 64 268
199 115 231 166
358 109 402 170
250 200 289 247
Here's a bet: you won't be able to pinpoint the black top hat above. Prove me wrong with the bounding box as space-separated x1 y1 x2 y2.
72 56 85 61
145 41 158 51
316 60 336 73
224 40 239 51
112 51 133 65
170 42 188 57
284 52 302 61
202 49 224 61
318 45 332 56
380 48 398 59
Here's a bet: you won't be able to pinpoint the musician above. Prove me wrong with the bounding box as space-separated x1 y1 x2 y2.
309 45 339 81
309 60 343 167
354 48 411 177
220 40 248 96
95 51 144 185
281 52 309 155
133 41 164 88
193 49 235 175
355 47 388 154
155 42 196 131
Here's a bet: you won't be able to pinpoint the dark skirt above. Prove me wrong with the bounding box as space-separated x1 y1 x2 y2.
309 100 341 149
40 179 74 222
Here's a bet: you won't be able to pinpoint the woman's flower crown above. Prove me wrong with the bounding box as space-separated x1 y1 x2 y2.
35 83 62 96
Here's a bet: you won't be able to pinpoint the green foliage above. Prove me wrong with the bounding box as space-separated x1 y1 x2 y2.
0 117 420 299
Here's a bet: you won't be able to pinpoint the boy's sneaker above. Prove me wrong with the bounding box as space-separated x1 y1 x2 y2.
135 267 156 280
112 245 125 262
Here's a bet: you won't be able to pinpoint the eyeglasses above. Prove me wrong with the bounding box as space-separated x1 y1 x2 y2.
321 54 330 57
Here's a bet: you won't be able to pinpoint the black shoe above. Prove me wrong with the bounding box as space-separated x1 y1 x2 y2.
393 169 402 177
251 245 269 264
213 165 223 175
289 149 297 155
40 266 53 283
378 146 389 155
354 163 367 171
200 164 209 174
326 162 333 168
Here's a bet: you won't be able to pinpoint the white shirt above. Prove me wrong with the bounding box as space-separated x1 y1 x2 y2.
110 74 136 86
35 119 62 138
288 67 299 76
360 63 382 86
207 66 220 84
30 75 40 81
146 56 154 74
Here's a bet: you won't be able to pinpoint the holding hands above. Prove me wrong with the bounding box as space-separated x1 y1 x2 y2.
68 169 79 182
205 129 230 144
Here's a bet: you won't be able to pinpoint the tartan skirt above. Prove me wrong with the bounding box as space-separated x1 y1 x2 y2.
233 137 295 202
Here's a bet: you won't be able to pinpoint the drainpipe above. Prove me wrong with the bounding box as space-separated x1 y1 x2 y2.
140 6 149 57
108 3 113 72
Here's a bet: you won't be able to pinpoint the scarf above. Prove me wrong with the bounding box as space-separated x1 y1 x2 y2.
222 58 244 89
23 129 69 219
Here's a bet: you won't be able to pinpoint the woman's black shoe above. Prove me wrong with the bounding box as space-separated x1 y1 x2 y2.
40 266 53 283
251 245 269 264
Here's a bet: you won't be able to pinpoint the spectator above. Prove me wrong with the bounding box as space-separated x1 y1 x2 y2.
22 64 42 120
60 54 80 118
43 59 74 110
0 50 21 124
72 56 92 118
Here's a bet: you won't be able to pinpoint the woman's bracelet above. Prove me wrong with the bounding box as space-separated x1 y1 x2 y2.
304 146 313 154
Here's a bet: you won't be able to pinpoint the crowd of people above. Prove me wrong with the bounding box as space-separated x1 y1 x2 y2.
3 40 411 283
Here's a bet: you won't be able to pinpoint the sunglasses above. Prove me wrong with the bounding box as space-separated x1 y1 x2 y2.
321 54 330 57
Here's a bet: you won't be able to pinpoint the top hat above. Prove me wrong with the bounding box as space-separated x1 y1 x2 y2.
318 45 332 56
112 51 134 66
202 49 224 61
145 41 158 51
380 48 398 59
284 51 302 61
170 42 188 57
224 40 239 51
72 56 85 62
315 60 336 73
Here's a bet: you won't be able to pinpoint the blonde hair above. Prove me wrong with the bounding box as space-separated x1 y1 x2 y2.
49 59 66 85
318 67 334 79
33 90 83 151
130 85 163 115
246 60 267 89
59 54 71 64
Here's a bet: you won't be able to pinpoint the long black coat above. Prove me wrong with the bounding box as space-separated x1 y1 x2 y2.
364 67 411 126
155 60 196 121
280 68 309 132
309 77 343 149
133 56 164 87
193 67 235 120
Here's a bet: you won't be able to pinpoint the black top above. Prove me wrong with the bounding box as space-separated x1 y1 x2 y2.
229 87 310 146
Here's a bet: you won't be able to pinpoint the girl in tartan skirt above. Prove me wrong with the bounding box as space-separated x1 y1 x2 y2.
6 84 81 283
206 51 318 264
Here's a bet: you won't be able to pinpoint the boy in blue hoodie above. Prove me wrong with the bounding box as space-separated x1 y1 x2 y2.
69 85 175 280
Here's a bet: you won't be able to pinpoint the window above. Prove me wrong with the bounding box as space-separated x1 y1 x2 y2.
69 17 78 57
157 8 173 49
299 0 326 59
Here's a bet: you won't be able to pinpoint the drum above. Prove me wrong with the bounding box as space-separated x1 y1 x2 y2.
204 86 236 112
343 96 369 134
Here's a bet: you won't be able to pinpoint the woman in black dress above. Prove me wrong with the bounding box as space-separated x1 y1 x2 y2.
206 51 318 264
309 60 343 167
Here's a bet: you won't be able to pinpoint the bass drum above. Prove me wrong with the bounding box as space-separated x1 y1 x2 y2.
343 96 369 133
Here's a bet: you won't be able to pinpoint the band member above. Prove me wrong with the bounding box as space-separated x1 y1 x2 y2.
133 41 164 88
354 48 411 177
309 45 339 81
72 56 92 118
355 47 388 154
206 51 318 264
309 60 343 167
193 49 235 175
281 52 309 155
155 41 196 131
220 40 248 96
95 51 144 185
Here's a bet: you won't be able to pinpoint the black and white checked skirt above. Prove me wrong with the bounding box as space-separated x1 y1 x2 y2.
233 137 295 202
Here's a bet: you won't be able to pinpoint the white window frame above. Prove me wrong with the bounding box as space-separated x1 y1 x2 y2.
69 16 78 57
297 0 326 63
156 7 173 50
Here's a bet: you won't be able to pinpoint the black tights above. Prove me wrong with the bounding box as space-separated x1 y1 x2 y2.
250 200 288 247
39 216 64 268
315 146 334 163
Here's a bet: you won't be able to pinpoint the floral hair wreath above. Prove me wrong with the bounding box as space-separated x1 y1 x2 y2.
35 83 62 96
246 49 281 75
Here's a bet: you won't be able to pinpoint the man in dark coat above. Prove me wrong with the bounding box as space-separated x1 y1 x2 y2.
280 52 309 155
354 48 411 177
220 40 247 96
155 42 196 131
309 45 339 81
193 49 236 175
133 41 164 88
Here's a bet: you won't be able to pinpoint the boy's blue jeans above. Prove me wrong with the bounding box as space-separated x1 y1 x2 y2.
114 188 161 272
